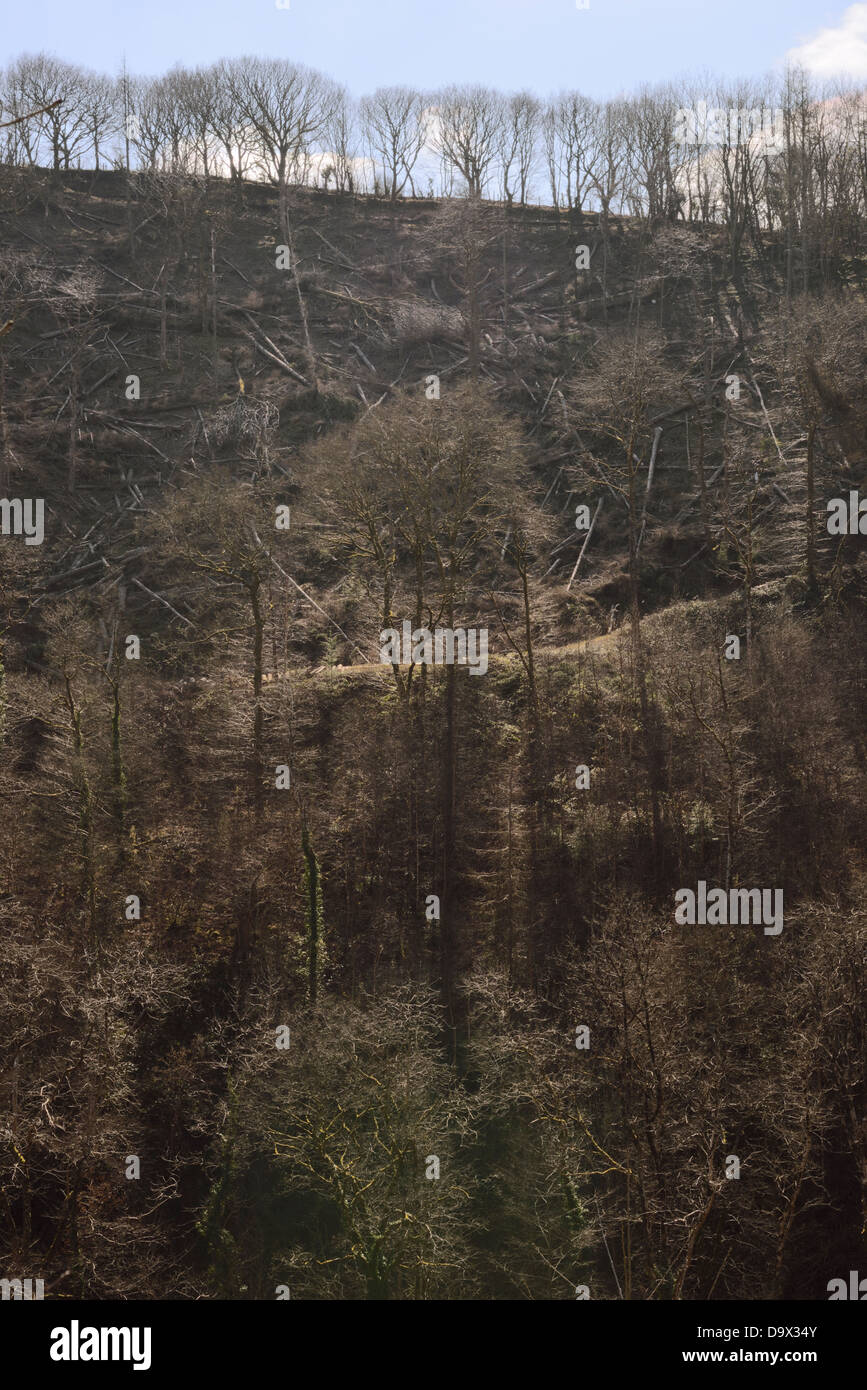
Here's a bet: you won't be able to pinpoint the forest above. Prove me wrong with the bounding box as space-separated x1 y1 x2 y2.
0 53 866 1301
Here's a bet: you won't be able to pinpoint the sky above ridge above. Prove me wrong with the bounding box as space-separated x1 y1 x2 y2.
3 1 867 95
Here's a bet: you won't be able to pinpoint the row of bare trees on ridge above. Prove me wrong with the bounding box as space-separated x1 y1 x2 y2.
2 53 867 252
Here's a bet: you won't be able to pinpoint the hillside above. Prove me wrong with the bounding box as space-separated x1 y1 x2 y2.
1 164 867 1301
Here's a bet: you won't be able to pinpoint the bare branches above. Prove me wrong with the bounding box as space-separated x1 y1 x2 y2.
0 97 63 129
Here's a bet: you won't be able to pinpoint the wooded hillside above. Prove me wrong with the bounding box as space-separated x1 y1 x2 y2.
1 138 866 1300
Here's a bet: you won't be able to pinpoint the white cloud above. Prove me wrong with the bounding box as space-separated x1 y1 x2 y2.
786 3 867 79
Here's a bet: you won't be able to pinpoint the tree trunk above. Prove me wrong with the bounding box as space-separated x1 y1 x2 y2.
250 577 264 815
110 672 127 845
278 182 320 394
627 446 663 878
210 223 218 398
805 420 817 593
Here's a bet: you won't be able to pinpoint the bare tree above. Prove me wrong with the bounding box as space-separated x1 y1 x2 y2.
79 72 116 171
551 91 597 226
177 65 218 180
586 100 629 314
564 330 678 870
324 84 359 193
125 75 167 171
153 473 278 813
229 56 333 219
4 54 84 170
434 84 502 196
622 86 682 225
207 59 256 182
498 91 540 207
360 86 427 200
227 58 333 391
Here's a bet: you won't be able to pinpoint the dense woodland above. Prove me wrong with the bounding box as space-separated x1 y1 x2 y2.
1 55 866 1300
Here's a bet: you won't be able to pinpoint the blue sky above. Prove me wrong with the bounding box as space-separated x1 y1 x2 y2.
3 0 866 93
